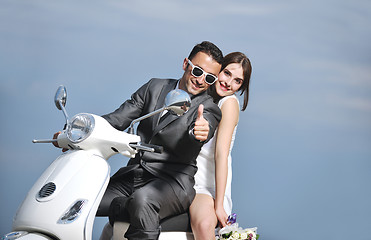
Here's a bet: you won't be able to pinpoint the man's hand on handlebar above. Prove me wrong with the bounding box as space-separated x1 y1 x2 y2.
53 131 69 152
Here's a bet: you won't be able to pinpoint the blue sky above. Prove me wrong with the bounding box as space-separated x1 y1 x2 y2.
1 0 370 239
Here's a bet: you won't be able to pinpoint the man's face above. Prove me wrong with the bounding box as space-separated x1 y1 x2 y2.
179 52 221 96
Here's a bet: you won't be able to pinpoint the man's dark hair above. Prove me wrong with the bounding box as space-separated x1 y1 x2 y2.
188 41 223 64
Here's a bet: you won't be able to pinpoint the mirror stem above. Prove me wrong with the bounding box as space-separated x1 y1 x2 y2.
59 100 70 124
127 107 165 134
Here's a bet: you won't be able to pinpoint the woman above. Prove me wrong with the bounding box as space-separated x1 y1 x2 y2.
190 52 252 240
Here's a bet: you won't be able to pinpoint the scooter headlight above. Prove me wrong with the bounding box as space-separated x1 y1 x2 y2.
66 114 95 143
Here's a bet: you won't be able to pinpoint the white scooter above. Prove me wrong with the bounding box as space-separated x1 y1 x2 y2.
2 86 194 240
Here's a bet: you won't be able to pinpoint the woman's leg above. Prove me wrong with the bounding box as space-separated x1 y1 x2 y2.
189 193 218 240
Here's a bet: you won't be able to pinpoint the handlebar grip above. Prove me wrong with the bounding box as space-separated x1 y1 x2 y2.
129 142 163 153
141 143 163 153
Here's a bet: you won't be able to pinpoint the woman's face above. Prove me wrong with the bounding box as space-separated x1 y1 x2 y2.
215 63 244 97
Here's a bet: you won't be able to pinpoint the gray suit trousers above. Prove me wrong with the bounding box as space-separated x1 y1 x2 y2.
97 167 185 240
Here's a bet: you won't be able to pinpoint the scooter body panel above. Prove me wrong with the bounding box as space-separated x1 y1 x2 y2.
3 232 53 240
3 87 195 240
12 150 110 240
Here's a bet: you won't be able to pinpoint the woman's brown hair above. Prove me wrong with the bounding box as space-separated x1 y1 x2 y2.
215 52 252 111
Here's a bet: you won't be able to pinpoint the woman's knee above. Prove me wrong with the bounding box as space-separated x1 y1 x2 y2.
193 218 216 233
190 195 217 237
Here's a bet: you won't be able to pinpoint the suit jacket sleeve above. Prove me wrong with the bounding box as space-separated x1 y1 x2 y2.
199 99 222 143
101 80 150 131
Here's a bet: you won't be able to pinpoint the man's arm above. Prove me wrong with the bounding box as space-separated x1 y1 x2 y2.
102 81 150 131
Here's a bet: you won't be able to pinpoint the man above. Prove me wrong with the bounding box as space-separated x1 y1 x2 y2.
97 41 223 240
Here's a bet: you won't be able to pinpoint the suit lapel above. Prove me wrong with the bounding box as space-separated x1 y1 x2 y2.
151 80 178 133
152 90 208 137
153 112 178 134
188 91 208 111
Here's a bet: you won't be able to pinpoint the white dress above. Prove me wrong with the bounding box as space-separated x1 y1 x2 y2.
193 94 238 215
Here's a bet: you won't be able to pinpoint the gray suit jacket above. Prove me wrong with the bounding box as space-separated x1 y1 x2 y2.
102 78 221 210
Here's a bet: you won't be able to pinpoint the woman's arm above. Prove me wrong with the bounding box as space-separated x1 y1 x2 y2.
214 96 240 227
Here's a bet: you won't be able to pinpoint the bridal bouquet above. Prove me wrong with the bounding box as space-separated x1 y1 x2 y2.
215 214 259 240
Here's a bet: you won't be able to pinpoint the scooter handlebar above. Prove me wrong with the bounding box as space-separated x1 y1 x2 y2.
129 142 163 154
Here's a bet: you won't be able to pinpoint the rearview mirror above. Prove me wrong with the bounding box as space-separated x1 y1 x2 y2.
164 89 191 116
54 85 67 110
54 85 69 123
127 89 191 134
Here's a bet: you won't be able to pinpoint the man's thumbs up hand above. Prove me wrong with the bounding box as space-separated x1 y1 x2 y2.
194 104 209 142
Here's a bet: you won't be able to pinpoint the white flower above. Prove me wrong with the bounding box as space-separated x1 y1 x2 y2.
219 226 233 236
232 232 240 239
240 232 248 239
217 222 258 240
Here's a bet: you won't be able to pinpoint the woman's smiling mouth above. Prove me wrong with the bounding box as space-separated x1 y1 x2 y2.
219 82 229 91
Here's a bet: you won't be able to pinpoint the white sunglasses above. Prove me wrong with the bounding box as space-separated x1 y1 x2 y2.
187 59 218 85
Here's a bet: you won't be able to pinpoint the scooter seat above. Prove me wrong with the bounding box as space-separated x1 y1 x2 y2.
110 212 193 240
160 212 191 232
